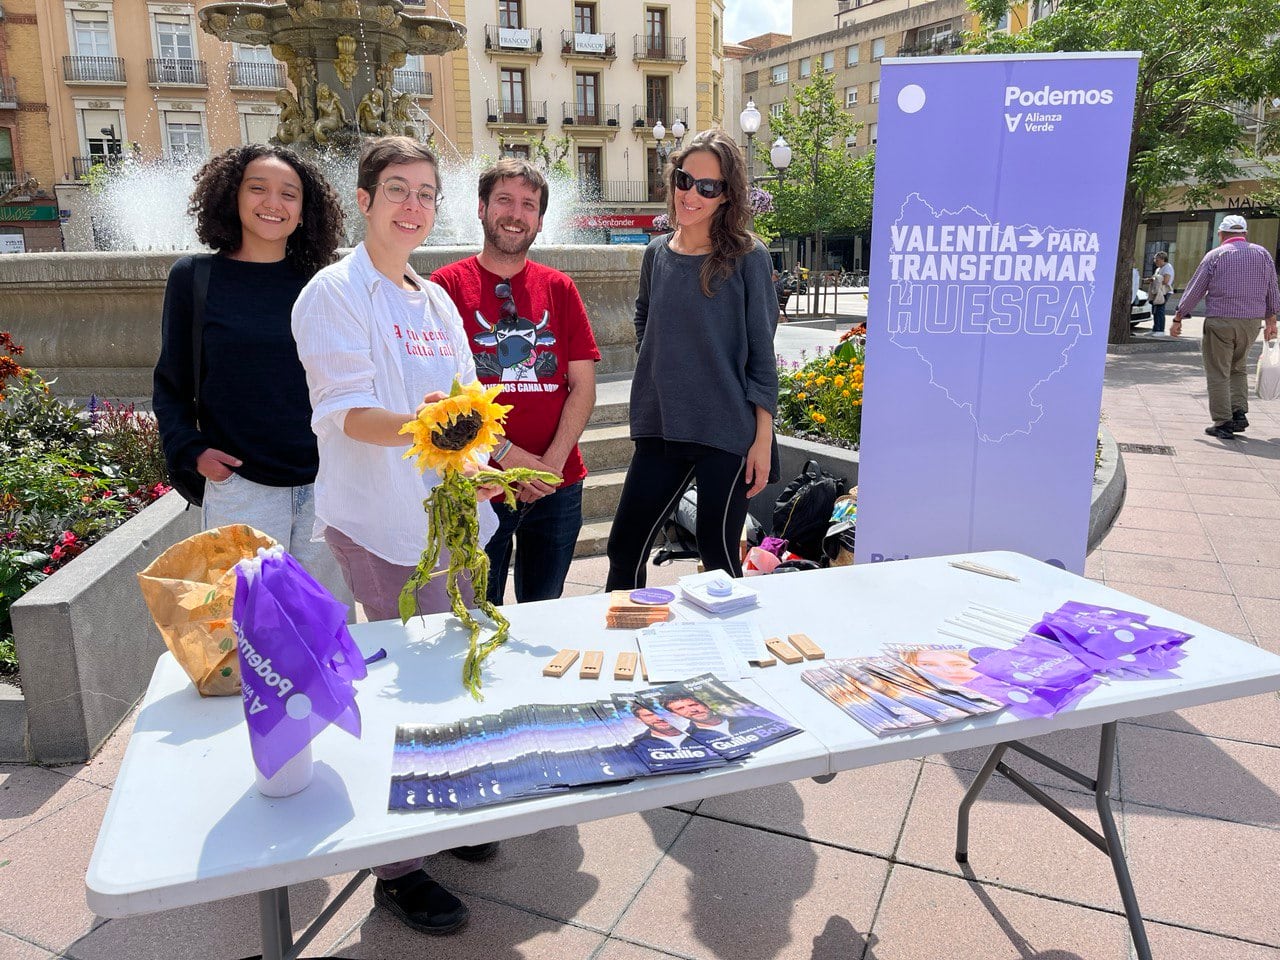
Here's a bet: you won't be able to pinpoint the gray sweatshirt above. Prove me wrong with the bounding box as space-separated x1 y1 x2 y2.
629 234 779 457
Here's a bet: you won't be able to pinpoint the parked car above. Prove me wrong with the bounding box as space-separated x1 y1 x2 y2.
1130 268 1153 328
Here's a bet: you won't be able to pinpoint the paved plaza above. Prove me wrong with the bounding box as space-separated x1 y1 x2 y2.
3 324 1280 959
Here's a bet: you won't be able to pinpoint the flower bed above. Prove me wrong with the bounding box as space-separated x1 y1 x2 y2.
776 335 865 447
0 333 168 683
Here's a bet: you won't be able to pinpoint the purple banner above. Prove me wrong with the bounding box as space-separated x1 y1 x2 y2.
856 54 1139 573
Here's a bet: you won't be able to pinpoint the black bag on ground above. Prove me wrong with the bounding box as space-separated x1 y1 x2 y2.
653 486 700 565
772 460 848 563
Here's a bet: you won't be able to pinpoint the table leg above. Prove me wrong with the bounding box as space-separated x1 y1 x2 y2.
951 723 1151 960
258 887 293 960
954 741 1007 864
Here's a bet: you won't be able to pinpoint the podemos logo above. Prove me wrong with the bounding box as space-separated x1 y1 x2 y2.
1004 85 1115 107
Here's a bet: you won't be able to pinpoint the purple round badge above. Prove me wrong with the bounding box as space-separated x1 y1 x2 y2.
629 588 675 605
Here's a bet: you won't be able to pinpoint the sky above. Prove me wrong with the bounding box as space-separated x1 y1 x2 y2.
724 0 792 44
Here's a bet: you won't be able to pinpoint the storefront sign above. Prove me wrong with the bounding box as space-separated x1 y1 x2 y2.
499 27 532 49
856 53 1139 574
0 235 25 254
610 233 650 244
573 214 657 229
0 205 58 222
574 32 606 54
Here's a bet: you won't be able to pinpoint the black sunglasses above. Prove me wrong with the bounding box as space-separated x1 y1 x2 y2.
494 281 519 319
674 168 728 199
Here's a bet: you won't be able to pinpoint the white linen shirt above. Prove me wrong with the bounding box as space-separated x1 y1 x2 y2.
292 243 498 566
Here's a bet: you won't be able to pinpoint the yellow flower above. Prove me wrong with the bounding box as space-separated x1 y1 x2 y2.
816 375 829 386
826 358 836 368
842 389 850 397
400 379 511 474
834 375 845 388
797 392 807 400
812 412 827 424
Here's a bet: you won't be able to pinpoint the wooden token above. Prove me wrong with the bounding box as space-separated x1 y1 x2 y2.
787 633 826 660
579 650 604 679
614 651 638 681
765 637 804 664
542 648 580 678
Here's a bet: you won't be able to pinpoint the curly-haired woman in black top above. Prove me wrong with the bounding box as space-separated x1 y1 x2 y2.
153 144 351 604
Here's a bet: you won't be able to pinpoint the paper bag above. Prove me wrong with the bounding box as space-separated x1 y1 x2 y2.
137 524 279 696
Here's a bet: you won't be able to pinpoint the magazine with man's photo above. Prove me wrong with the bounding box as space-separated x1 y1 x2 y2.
634 674 803 760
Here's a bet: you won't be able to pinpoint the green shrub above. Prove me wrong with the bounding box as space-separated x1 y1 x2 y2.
776 338 866 446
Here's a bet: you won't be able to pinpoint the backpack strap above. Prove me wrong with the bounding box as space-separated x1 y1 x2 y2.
191 254 211 409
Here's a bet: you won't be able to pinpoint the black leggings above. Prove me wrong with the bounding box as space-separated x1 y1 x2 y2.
606 438 751 590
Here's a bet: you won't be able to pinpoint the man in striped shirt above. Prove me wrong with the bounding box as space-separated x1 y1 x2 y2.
1172 215 1280 439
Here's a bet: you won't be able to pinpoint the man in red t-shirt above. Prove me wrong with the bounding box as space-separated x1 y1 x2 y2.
431 158 600 604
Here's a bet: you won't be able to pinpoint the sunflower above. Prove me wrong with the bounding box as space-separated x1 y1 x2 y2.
400 379 512 475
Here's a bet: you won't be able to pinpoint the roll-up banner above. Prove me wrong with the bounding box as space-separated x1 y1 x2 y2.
856 53 1140 573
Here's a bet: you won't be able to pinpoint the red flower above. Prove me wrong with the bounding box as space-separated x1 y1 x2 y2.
51 546 64 561
42 565 52 575
61 531 78 545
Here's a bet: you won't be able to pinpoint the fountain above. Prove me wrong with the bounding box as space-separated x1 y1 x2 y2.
197 0 466 151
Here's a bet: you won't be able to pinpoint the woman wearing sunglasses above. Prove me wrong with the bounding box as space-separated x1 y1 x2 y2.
291 136 498 936
606 128 778 589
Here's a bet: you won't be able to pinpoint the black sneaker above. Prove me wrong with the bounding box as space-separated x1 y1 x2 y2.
449 841 499 863
1205 422 1237 440
374 870 469 935
1232 409 1249 431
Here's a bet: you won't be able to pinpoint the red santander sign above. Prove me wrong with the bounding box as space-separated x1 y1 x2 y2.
572 214 659 229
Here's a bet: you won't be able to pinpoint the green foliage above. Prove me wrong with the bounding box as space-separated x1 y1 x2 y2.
754 70 876 242
968 0 1280 339
776 339 866 446
0 338 169 676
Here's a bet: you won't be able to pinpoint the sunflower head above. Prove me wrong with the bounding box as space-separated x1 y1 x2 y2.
400 379 512 475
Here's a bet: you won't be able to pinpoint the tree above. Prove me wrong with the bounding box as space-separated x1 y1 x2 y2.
754 70 876 276
968 0 1280 343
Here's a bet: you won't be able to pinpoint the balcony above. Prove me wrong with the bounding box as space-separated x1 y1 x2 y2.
632 105 688 130
228 60 286 89
633 34 686 64
896 33 963 57
575 180 661 204
560 30 616 61
72 154 124 180
0 171 23 194
147 58 207 86
484 25 543 57
485 98 548 127
393 69 433 97
63 56 126 85
0 76 15 108
562 101 619 128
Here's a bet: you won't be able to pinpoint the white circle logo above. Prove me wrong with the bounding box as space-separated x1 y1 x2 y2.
1115 629 1136 643
898 84 926 113
1008 689 1030 703
285 693 313 720
1012 671 1034 683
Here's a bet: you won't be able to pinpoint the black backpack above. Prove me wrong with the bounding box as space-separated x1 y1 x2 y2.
772 460 848 563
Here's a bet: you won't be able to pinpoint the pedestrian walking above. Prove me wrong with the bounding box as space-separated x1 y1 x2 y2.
1171 215 1279 439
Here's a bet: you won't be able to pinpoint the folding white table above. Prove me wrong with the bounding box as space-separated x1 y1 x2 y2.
86 552 1280 960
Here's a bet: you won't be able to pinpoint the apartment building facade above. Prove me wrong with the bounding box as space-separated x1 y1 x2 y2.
0 0 62 251
445 0 725 241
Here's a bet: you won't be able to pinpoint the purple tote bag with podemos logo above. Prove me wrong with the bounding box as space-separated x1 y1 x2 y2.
233 548 366 779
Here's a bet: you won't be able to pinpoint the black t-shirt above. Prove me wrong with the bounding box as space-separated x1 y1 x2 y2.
153 254 318 487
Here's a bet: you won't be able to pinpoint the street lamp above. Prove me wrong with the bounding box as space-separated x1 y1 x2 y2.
739 98 761 182
769 136 792 176
653 117 686 165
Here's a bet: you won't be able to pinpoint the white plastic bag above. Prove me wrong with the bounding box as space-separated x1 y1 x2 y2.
1257 339 1280 401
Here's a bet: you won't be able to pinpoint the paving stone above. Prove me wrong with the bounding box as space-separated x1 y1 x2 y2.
0 764 103 842
692 759 920 859
0 931 57 959
612 815 888 960
1124 803 1280 944
1182 477 1278 500
1119 472 1186 493
328 894 605 959
1238 597 1280 638
896 763 1127 911
1100 582 1250 636
1119 488 1195 513
1126 692 1280 749
1119 725 1280 826
867 864 1131 960
1092 553 1233 594
428 809 689 930
1145 922 1280 958
1221 563 1280 600
1112 505 1205 534
1189 494 1280 519
594 941 692 960
1095 526 1217 561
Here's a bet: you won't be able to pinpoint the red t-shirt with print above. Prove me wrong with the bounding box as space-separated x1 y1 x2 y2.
429 256 600 487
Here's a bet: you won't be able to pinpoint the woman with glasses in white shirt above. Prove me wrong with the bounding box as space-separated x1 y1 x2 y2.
291 136 498 936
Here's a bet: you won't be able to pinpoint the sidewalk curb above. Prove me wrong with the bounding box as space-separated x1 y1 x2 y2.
1088 424 1126 553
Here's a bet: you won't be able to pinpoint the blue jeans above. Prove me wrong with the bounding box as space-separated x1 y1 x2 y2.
485 481 583 604
1153 301 1166 333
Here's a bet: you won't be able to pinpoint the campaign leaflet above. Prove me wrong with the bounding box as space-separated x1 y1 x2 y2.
390 687 785 812
802 650 1006 738
634 674 802 760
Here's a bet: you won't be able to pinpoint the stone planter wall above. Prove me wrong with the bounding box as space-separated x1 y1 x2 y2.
6 491 198 764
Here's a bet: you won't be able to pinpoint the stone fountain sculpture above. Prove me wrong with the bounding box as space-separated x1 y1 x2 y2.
198 0 465 151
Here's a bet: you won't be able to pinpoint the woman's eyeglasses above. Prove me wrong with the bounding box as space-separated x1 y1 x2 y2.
673 168 728 199
377 179 442 209
494 281 519 319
